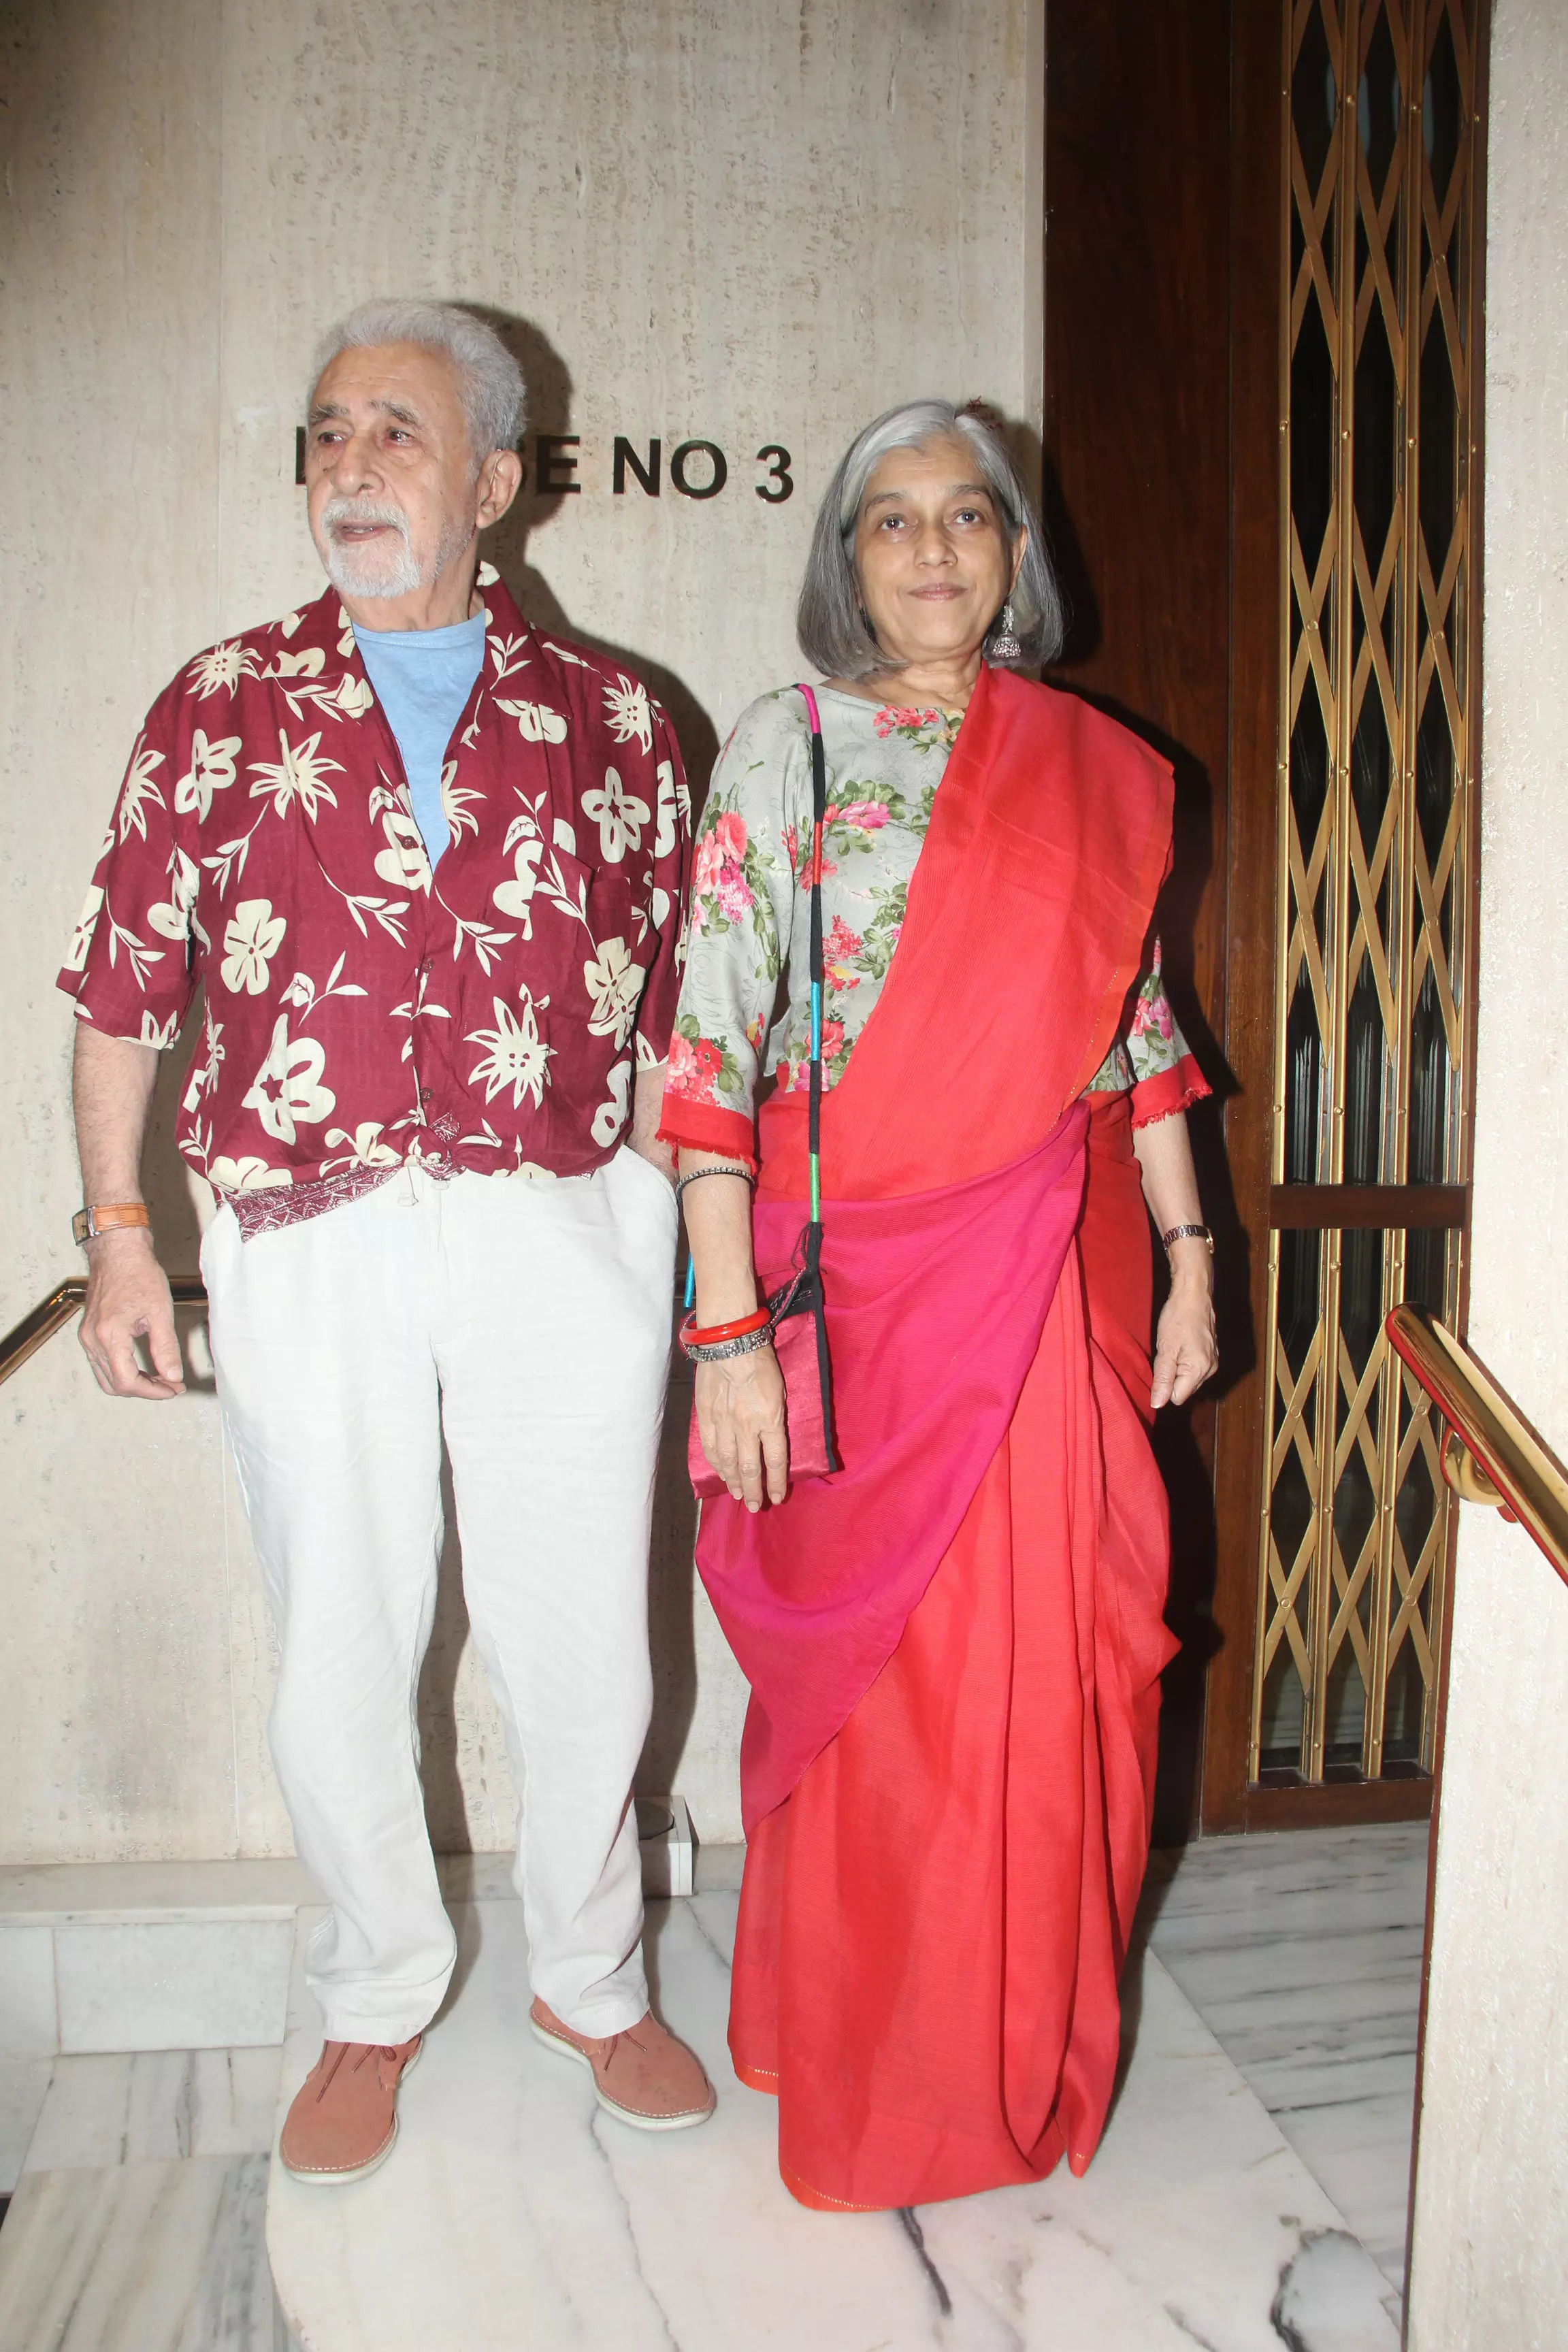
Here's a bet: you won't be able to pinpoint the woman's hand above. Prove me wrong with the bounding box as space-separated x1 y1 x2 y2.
1151 1253 1219 1410
1130 1109 1218 1410
696 1344 789 1511
677 1145 784 1505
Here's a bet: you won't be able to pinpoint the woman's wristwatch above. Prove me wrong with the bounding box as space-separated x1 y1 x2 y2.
1160 1222 1214 1256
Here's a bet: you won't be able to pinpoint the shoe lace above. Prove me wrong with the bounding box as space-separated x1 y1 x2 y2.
313 2040 405 2102
599 2025 651 2076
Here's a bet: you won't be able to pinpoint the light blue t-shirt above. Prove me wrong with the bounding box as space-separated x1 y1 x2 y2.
353 610 487 870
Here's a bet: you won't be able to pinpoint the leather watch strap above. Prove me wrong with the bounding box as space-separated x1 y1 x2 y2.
72 1202 152 1247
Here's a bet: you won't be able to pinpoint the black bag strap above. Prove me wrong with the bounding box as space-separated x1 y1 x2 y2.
796 684 840 1471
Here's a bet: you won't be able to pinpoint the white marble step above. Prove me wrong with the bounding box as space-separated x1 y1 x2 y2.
268 1893 1403 2352
0 1860 312 2065
0 1818 696 2070
0 2048 292 2351
0 2153 286 2349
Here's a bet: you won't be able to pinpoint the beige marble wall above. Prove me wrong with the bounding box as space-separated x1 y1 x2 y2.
1406 1 1568 2339
0 0 1040 1861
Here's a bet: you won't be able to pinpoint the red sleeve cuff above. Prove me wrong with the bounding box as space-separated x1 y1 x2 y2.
1129 1052 1211 1130
655 1094 758 1171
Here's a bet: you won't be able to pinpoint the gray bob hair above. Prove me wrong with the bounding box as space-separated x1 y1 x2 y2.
797 399 1063 677
310 299 527 461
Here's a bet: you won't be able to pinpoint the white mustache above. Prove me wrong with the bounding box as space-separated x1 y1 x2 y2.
322 497 410 541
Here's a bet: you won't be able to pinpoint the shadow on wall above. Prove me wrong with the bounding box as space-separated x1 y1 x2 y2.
411 380 1251 1853
471 308 721 810
139 1000 211 1328
416 1370 702 1855
142 361 1245 1855
125 308 716 1855
1039 443 1254 1848
417 308 711 1848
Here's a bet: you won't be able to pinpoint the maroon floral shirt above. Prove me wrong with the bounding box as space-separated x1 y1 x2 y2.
59 571 690 1218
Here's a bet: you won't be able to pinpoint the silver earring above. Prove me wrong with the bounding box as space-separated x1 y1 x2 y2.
990 600 1022 662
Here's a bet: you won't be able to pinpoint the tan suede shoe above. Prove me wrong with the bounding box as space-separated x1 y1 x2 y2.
530 1999 716 2130
278 2035 422 2184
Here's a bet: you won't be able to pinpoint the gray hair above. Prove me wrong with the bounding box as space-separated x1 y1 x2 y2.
797 399 1064 677
310 299 527 462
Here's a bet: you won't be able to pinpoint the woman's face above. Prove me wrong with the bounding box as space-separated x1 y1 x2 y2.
851 434 1023 671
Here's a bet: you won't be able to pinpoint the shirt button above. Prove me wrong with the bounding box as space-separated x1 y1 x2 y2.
419 1086 432 1105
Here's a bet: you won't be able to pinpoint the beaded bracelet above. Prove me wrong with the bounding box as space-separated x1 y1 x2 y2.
679 1311 776 1364
674 1162 755 1202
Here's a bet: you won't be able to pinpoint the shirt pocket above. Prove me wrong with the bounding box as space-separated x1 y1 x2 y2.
536 845 651 1064
542 843 634 956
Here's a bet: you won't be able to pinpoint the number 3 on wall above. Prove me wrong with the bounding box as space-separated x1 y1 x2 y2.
755 446 794 504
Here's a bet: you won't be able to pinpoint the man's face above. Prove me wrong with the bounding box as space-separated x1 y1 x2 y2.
304 341 513 610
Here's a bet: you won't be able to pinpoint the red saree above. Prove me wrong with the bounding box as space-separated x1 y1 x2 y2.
687 667 1178 2211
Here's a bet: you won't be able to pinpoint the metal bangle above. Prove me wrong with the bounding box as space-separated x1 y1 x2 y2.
681 1320 775 1365
675 1163 755 1202
1161 1222 1214 1254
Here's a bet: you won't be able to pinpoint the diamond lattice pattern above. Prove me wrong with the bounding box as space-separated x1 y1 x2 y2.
1254 0 1477 1782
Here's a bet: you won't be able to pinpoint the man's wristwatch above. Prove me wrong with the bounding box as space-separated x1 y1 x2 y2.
72 1203 152 1248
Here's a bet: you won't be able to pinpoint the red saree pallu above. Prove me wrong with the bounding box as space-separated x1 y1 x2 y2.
695 666 1179 2212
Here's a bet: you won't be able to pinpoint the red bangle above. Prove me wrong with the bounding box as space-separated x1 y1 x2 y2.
682 1306 772 1345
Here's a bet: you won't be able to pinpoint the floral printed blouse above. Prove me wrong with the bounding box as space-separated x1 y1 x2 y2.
659 684 1208 1166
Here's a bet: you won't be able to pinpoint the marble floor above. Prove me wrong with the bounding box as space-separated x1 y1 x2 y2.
0 1823 1428 2351
267 1893 1399 2351
1143 1820 1430 2292
1 2059 55 2193
0 2049 293 2349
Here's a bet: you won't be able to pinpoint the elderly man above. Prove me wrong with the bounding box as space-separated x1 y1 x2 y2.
59 298 710 2180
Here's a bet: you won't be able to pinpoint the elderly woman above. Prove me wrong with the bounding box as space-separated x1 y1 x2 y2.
659 399 1218 2212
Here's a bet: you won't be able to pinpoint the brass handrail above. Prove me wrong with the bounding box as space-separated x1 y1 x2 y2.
1386 1304 1568 1589
4 1286 1556 1584
0 1277 208 1386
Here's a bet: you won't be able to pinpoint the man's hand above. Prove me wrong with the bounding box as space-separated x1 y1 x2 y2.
695 1345 789 1511
70 1024 180 1396
78 1227 185 1400
628 1056 675 1181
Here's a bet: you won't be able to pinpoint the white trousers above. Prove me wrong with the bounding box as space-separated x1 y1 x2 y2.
201 1150 677 2044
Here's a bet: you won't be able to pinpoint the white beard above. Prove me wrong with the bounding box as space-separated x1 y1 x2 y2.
318 498 472 602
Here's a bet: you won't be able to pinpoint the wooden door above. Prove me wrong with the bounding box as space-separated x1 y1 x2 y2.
1043 0 1487 1834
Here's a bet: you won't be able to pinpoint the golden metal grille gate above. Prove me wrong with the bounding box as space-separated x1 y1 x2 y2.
1254 0 1481 1784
